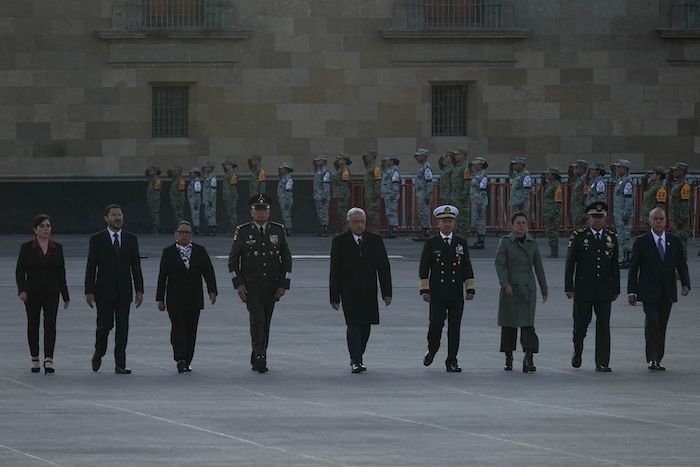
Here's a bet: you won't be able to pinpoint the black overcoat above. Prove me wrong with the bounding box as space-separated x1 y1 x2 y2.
156 243 217 311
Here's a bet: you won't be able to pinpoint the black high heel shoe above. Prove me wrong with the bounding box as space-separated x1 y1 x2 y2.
504 352 513 371
43 358 54 374
31 358 40 373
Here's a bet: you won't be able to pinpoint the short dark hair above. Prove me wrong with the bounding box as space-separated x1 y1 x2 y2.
104 204 122 216
511 211 527 224
32 214 51 229
175 220 192 231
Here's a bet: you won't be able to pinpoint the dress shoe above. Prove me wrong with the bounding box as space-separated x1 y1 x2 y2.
446 363 462 373
504 352 513 371
31 358 40 373
43 358 55 374
571 352 582 368
595 365 612 373
358 363 367 372
523 352 536 373
177 360 187 373
351 363 362 373
648 361 666 371
114 367 132 374
185 365 193 372
92 355 102 372
423 351 435 366
252 355 268 373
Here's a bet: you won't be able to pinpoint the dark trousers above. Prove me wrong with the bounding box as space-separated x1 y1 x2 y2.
427 297 464 364
573 300 611 367
25 295 59 358
95 301 131 368
168 308 201 364
248 302 275 361
642 297 673 363
500 326 539 353
346 324 371 364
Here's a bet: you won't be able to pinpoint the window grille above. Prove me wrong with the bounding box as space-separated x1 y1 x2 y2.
152 86 188 138
127 0 223 31
432 85 467 137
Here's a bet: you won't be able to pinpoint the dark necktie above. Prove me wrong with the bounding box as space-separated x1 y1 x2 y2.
444 236 450 246
259 226 264 237
596 232 601 241
657 237 665 260
112 232 120 252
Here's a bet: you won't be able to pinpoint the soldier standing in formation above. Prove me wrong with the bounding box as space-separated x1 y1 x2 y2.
668 162 692 255
146 165 162 234
450 148 471 237
168 166 186 225
277 162 294 235
229 194 292 373
565 202 620 373
612 159 634 269
419 205 475 373
221 160 239 234
586 162 607 205
569 160 589 229
642 166 667 231
509 156 532 222
332 154 352 232
381 154 401 238
542 167 563 258
362 151 382 231
187 167 202 234
312 155 332 237
438 151 453 205
469 156 488 249
202 162 218 236
413 148 433 242
248 154 266 197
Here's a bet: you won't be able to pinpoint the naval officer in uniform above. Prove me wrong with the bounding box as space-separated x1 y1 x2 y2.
419 205 476 372
228 194 292 373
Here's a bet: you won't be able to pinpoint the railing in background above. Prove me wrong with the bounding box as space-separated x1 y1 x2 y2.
127 0 223 31
331 181 700 237
390 0 516 31
668 0 700 29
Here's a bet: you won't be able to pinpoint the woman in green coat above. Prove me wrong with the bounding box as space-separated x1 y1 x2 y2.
494 212 548 372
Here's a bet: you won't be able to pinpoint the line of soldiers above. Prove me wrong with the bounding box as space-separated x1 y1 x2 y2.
145 155 295 236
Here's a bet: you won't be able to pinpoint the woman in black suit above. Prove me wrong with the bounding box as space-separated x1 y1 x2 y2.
15 214 70 374
156 221 217 373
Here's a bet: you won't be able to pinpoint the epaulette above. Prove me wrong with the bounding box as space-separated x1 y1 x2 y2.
571 228 586 237
270 221 285 228
237 222 252 232
604 228 617 237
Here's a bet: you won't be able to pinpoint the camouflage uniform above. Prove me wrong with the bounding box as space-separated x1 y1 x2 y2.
221 161 239 233
146 166 162 234
187 167 203 233
509 156 532 220
669 162 692 253
277 162 294 233
362 152 382 229
414 148 433 240
641 166 668 231
469 156 488 249
332 154 352 231
438 153 453 205
312 155 332 236
202 162 218 235
381 155 401 238
450 148 471 236
543 168 563 258
168 167 186 225
248 155 266 197
611 159 634 266
586 162 607 206
569 160 589 230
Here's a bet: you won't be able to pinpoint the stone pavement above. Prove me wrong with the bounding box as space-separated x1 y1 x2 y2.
1 233 699 467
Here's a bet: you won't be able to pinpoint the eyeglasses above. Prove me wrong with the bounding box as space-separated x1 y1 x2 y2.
176 230 193 234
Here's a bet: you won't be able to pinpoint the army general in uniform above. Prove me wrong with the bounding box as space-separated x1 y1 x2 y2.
419 205 475 373
564 202 620 373
228 195 292 373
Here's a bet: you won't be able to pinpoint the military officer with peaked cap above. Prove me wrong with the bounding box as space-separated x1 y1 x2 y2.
419 204 475 373
228 194 292 373
564 202 620 373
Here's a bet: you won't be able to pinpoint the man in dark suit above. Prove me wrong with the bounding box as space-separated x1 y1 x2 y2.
156 221 217 373
628 207 690 371
330 207 392 373
85 204 144 374
565 202 620 372
419 205 475 373
229 194 292 373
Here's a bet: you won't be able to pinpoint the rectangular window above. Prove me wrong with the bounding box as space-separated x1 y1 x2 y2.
409 0 503 30
152 86 188 138
128 0 222 31
432 85 467 137
686 1 700 28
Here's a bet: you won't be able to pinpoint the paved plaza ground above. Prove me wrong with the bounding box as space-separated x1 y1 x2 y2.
1 233 699 466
